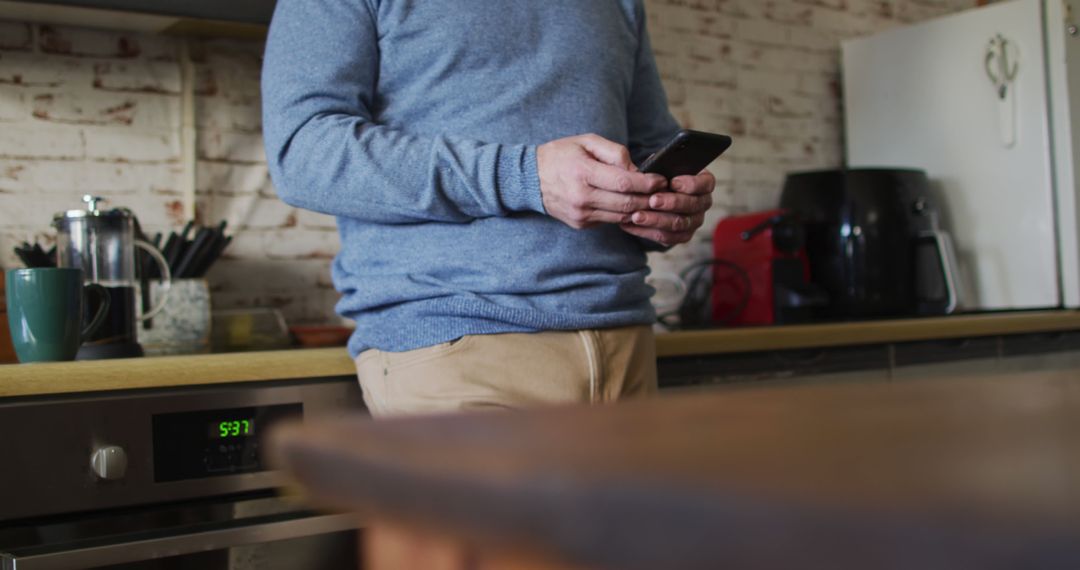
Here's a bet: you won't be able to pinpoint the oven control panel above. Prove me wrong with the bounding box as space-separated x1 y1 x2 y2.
0 378 364 524
152 404 302 482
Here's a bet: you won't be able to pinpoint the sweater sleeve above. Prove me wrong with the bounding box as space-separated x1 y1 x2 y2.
625 1 682 166
260 0 545 224
626 1 683 252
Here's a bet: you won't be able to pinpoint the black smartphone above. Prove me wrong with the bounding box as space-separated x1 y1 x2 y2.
638 129 732 179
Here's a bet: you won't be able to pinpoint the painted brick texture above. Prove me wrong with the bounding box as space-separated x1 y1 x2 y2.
0 0 982 327
0 25 340 326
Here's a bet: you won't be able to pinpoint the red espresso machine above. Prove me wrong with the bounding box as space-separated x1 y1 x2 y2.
711 209 826 326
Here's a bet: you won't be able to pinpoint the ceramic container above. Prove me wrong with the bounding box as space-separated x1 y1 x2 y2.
140 278 211 356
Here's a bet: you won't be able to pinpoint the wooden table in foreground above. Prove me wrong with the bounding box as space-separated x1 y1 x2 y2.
269 369 1080 570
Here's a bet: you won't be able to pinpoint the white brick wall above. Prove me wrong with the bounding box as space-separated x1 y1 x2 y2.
0 1 984 327
0 24 338 326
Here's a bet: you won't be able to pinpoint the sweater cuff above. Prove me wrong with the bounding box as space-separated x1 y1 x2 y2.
497 144 546 214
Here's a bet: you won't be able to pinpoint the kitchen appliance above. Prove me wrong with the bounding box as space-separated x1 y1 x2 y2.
779 168 960 320
53 195 172 360
843 0 1080 311
911 196 963 315
0 376 366 569
711 209 826 326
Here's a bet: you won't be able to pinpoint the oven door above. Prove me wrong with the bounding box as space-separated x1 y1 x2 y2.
0 494 359 570
0 378 366 569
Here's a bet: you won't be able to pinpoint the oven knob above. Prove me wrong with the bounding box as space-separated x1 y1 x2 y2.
90 445 128 480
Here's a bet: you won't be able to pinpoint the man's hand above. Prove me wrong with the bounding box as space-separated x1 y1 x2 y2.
537 134 667 229
620 170 716 247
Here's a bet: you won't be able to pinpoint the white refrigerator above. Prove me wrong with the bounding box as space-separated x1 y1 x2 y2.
843 0 1080 311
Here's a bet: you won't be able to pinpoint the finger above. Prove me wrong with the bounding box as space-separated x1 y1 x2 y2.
553 202 626 229
620 224 694 247
584 162 666 195
647 191 712 214
578 134 633 169
629 210 705 232
582 209 634 225
671 170 716 195
583 188 653 215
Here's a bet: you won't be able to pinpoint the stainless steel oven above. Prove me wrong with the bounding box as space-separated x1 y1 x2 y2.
0 376 366 569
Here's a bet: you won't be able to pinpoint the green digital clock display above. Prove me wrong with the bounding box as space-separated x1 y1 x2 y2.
154 404 300 482
211 418 255 439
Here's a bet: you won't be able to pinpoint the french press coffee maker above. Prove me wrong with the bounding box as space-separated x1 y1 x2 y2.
53 195 172 360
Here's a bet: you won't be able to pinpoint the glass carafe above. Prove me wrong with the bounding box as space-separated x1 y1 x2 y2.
53 195 171 359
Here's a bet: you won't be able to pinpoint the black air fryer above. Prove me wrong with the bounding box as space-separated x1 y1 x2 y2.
779 168 958 320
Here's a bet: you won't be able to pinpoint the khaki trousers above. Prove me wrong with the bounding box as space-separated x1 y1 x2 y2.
354 325 657 417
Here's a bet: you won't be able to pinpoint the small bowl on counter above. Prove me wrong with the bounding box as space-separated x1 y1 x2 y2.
210 308 293 353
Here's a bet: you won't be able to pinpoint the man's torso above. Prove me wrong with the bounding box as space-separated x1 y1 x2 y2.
369 0 642 145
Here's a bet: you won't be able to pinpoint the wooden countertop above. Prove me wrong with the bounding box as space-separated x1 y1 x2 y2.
0 348 356 399
656 310 1080 358
3 311 1080 399
269 368 1080 569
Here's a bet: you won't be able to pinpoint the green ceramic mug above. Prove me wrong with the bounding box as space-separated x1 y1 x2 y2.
5 268 110 363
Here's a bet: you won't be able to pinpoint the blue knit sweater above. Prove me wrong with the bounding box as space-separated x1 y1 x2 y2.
262 0 680 356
